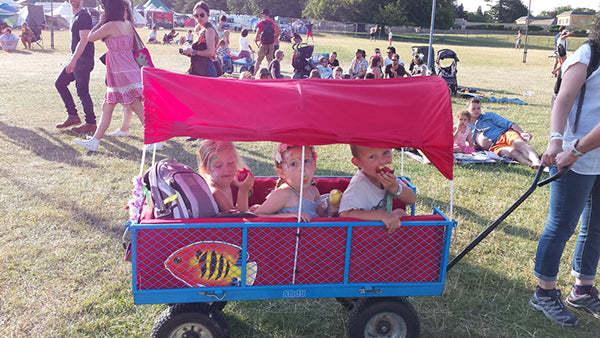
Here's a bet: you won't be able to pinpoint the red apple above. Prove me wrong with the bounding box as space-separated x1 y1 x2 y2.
237 168 251 181
375 166 395 174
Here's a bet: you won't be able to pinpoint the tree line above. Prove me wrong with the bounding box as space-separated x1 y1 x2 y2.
137 0 597 30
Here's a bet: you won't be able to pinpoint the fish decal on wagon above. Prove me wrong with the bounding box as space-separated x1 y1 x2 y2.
164 241 258 287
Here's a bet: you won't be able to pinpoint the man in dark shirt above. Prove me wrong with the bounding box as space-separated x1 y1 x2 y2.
55 0 96 134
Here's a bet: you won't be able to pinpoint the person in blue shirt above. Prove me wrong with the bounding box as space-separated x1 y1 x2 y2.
467 98 541 167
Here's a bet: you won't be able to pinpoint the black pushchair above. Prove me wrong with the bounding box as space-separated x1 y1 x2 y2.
436 49 459 95
292 43 315 79
409 46 435 75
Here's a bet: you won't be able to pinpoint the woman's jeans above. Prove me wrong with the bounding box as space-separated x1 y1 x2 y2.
534 166 600 282
55 59 96 125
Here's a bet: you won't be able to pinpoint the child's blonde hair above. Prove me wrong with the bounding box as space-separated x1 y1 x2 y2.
197 140 245 177
456 110 471 121
273 144 318 187
309 69 321 78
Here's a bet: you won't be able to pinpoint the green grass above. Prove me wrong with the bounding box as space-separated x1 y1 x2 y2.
1 28 600 337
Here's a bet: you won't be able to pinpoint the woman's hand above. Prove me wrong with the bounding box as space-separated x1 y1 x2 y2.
542 139 563 167
555 149 577 169
182 47 193 56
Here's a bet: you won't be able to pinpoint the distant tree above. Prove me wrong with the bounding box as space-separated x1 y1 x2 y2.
467 6 489 22
303 0 352 21
227 0 306 17
487 0 527 23
454 2 467 19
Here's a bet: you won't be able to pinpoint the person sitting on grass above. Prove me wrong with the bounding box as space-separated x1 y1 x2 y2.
339 145 416 234
0 27 19 52
163 29 178 44
147 26 159 44
467 98 541 167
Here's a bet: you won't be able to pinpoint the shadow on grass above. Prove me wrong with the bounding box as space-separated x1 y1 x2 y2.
0 166 124 238
0 122 97 168
419 193 540 242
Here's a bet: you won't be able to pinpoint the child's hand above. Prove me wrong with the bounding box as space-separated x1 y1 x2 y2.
377 171 397 192
234 172 254 192
298 213 312 222
381 212 401 233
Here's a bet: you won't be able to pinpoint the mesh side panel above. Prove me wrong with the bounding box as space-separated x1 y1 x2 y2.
294 226 347 284
348 225 444 283
135 223 446 290
136 228 242 290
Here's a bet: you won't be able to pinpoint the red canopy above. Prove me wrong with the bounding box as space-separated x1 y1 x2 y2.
142 68 454 180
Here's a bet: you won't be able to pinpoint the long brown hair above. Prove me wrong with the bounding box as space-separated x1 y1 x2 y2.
589 15 600 46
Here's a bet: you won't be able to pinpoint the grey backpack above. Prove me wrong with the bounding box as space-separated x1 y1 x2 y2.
144 159 218 219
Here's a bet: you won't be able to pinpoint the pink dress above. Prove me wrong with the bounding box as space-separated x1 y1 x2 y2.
454 125 475 154
105 22 143 105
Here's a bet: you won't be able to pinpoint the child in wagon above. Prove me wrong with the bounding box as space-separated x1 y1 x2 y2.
339 145 416 233
254 144 325 221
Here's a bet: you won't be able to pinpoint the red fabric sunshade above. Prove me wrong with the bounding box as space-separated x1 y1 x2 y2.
142 68 454 179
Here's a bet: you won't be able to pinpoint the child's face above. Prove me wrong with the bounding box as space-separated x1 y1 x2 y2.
278 147 316 188
352 146 393 181
334 71 342 79
458 115 469 126
209 149 237 185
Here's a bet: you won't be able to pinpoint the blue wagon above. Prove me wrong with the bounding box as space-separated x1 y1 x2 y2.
131 68 458 337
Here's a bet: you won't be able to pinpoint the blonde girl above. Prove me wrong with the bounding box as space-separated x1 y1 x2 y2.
254 144 325 221
197 140 254 212
453 110 475 154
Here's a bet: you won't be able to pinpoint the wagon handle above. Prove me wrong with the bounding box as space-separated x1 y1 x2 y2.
537 166 569 187
446 164 566 272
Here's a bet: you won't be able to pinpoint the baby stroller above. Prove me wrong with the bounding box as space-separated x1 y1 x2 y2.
435 49 459 95
409 46 435 75
292 42 315 79
279 28 293 42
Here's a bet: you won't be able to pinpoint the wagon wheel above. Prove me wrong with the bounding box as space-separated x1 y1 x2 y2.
151 302 230 338
209 301 228 312
335 297 360 311
347 297 420 338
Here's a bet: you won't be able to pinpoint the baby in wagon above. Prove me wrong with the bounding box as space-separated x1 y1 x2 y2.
339 145 416 233
253 144 325 221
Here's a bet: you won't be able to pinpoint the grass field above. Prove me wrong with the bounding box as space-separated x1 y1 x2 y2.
1 28 600 337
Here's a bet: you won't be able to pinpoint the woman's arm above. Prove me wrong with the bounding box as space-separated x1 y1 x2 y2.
542 61 588 168
88 21 112 42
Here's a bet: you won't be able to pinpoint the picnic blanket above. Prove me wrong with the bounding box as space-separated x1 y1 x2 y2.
488 96 528 105
454 151 517 164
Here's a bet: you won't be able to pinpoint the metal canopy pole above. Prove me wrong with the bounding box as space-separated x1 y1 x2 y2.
427 0 437 71
522 0 532 63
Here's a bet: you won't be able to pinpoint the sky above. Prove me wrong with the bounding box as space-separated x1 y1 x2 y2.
458 0 600 15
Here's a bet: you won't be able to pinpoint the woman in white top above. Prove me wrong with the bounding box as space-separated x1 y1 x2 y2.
532 16 600 326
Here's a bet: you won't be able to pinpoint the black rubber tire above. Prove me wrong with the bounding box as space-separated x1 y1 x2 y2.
151 303 230 338
209 301 227 312
335 297 360 311
347 297 420 338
